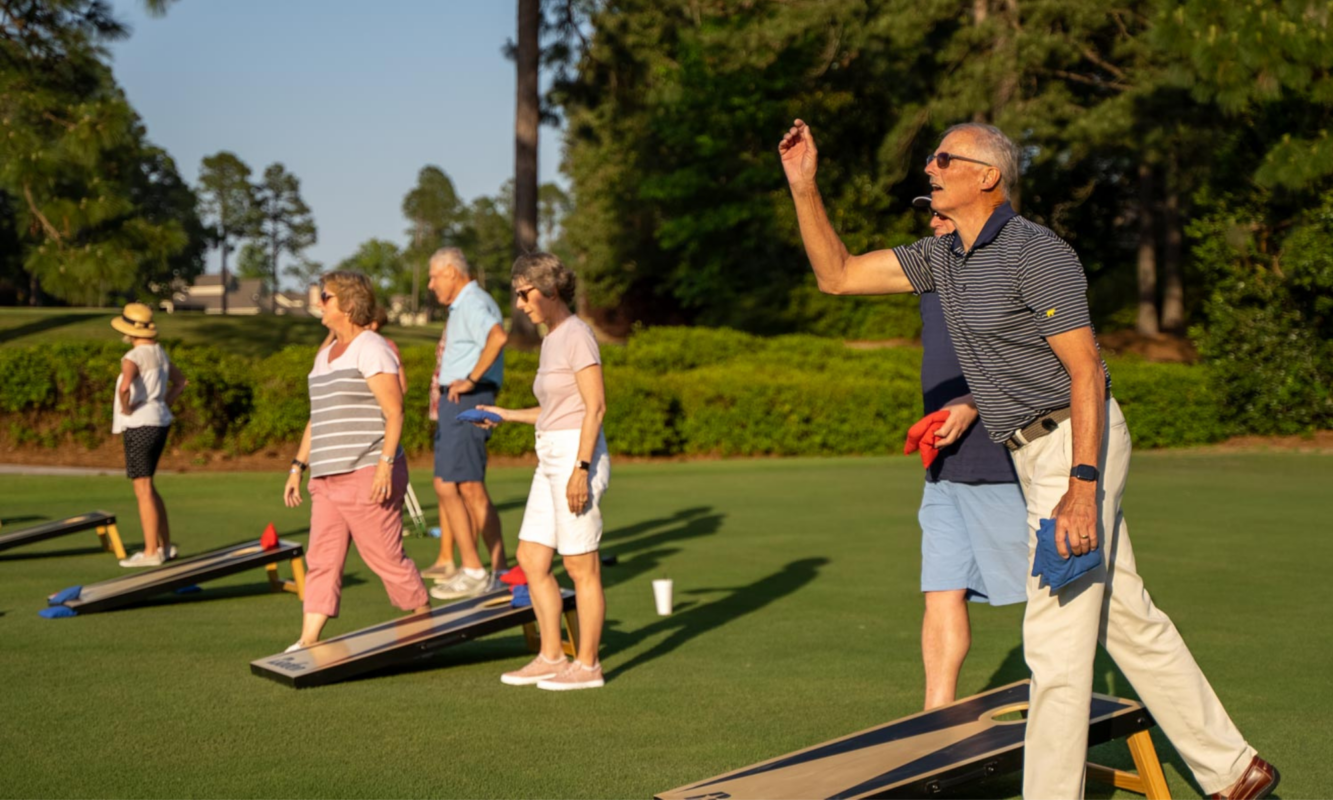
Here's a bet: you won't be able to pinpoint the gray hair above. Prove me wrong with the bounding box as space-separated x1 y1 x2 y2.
511 252 576 306
430 247 471 278
941 123 1020 199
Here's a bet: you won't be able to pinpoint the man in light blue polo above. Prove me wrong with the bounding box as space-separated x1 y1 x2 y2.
424 248 509 600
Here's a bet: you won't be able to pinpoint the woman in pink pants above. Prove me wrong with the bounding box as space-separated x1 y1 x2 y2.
282 271 430 652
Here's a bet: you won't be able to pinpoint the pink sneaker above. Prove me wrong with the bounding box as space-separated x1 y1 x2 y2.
537 660 605 691
500 654 567 686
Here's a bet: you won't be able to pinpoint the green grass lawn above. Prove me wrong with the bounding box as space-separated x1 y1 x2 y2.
0 308 444 357
0 454 1328 798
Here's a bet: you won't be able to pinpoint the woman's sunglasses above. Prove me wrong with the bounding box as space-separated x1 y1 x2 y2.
515 286 538 303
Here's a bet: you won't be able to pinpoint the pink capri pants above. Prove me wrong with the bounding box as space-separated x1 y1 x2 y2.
304 461 429 617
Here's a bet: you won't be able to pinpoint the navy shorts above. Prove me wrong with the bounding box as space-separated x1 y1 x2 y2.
434 387 496 483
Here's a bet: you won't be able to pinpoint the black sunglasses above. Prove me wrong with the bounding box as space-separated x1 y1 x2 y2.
319 289 333 303
927 152 993 169
515 286 539 303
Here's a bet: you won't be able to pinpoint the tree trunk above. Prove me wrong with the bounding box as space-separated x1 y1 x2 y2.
220 228 230 316
1161 160 1185 333
412 221 423 317
271 219 280 309
509 0 542 349
1136 161 1159 337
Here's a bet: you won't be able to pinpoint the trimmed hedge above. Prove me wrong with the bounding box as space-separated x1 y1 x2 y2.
0 327 1231 457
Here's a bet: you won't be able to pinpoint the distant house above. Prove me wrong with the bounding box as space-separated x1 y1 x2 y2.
163 276 312 316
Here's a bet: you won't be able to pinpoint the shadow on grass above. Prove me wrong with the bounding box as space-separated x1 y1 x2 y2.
602 557 828 679
0 313 96 344
0 545 107 561
595 507 725 592
0 515 47 525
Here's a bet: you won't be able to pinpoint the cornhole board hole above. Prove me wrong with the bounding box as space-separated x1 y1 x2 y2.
656 680 1171 800
0 511 126 559
250 587 578 689
46 539 306 616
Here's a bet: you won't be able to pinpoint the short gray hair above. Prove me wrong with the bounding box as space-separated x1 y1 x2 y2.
430 247 471 278
511 252 576 306
941 123 1020 199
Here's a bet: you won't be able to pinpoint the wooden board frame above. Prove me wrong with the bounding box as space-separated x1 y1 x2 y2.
48 539 305 615
250 588 578 689
0 511 125 559
656 680 1170 800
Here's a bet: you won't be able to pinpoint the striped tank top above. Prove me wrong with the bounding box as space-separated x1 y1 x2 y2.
307 331 402 478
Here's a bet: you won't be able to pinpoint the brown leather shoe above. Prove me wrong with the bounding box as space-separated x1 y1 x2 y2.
1209 756 1280 800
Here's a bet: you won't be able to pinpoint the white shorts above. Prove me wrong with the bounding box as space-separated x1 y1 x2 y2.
517 429 610 556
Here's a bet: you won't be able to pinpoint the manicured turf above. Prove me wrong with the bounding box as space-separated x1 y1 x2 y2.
0 454 1328 798
0 308 443 357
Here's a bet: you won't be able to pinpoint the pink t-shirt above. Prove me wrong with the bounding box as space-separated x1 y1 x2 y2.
534 317 601 432
310 330 400 380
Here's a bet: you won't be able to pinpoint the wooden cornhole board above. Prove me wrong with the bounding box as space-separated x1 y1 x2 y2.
656 680 1171 800
250 587 579 689
46 539 305 615
0 511 126 559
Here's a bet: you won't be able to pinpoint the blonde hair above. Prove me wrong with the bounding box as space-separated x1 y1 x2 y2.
511 252 576 306
320 271 377 327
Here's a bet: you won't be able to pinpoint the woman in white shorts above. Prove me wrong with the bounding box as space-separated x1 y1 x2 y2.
478 252 610 691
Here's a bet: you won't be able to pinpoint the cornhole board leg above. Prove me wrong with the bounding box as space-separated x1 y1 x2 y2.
521 607 580 659
266 555 307 600
97 523 127 560
1087 730 1171 799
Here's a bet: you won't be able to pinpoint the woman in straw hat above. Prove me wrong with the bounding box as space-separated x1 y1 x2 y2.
111 302 187 567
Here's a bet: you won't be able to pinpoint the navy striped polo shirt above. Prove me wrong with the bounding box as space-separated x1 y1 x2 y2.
894 202 1111 443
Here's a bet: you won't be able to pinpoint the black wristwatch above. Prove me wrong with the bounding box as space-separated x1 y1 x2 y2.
1070 464 1099 483
576 460 592 472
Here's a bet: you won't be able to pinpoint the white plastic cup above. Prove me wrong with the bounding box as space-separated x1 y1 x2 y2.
652 579 673 616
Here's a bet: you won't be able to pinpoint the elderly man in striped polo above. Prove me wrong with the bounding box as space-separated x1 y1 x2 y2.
778 120 1277 800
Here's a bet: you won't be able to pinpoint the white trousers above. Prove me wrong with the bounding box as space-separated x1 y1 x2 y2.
1011 398 1255 798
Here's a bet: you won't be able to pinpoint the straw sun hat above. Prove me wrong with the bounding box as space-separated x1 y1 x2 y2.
110 302 159 339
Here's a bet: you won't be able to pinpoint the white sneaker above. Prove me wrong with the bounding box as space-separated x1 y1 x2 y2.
119 550 165 568
162 544 179 561
284 641 305 654
429 570 491 601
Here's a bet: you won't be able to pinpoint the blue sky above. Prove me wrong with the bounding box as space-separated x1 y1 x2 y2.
107 0 565 284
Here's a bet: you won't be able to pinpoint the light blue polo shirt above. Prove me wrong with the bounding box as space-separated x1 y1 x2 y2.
440 281 505 386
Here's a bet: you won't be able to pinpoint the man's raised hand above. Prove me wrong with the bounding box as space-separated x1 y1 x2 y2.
779 119 818 189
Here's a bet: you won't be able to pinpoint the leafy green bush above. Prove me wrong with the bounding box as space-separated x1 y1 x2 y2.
0 328 1238 457
1190 199 1333 435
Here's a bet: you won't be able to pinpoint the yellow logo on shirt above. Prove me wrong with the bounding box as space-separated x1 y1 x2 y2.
1046 308 1057 317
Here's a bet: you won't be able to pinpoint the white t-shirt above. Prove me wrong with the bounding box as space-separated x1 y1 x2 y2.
112 343 174 433
534 317 602 432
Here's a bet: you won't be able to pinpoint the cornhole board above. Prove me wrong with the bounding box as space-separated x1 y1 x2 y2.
46 539 305 615
656 680 1171 800
0 511 126 559
250 587 578 689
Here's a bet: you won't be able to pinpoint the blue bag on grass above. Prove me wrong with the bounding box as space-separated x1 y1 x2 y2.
1032 518 1102 591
